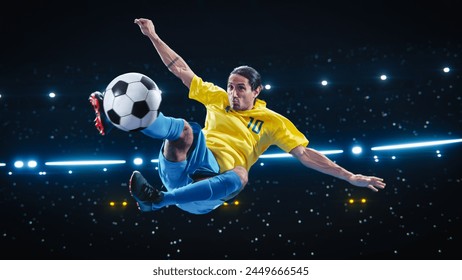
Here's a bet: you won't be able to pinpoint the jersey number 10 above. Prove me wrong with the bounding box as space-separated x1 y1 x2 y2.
247 117 264 134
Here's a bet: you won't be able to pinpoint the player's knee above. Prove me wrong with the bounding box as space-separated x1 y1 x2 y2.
179 120 193 144
232 166 248 187
163 120 193 161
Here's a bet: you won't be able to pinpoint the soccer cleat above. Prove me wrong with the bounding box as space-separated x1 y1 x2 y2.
129 171 164 212
89 91 106 135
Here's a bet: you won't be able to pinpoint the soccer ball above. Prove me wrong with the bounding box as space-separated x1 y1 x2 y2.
103 72 162 132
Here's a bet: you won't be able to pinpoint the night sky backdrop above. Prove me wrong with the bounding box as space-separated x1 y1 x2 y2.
1 0 461 260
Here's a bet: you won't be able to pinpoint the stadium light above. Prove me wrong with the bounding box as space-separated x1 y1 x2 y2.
371 139 462 151
259 150 343 159
351 146 363 155
27 160 38 168
45 160 126 166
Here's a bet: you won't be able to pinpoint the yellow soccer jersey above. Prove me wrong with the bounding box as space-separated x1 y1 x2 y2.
189 75 309 172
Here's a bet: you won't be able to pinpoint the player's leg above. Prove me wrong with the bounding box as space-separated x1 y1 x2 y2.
155 166 246 207
129 122 247 214
130 166 247 213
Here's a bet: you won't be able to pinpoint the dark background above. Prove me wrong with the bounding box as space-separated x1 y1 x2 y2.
0 0 461 259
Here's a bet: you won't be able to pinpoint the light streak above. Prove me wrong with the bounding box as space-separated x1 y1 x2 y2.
45 160 126 166
371 139 462 151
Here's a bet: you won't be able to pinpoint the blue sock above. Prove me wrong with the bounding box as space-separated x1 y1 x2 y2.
141 112 184 140
156 170 242 207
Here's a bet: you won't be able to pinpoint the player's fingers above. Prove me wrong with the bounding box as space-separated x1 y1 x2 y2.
367 185 379 192
369 176 384 181
375 180 386 189
134 18 146 25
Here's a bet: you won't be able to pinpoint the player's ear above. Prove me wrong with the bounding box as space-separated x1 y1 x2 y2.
253 85 262 98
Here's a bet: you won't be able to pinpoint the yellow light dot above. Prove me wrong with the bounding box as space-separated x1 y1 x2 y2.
361 198 367 203
109 201 115 207
122 201 128 206
223 202 229 206
234 200 239 206
349 199 355 204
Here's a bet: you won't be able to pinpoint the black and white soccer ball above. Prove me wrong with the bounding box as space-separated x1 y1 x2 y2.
103 72 162 132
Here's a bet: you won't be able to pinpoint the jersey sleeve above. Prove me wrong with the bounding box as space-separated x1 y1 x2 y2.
189 75 228 107
272 113 309 153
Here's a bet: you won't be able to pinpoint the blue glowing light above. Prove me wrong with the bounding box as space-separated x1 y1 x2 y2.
45 160 126 166
133 158 143 165
352 146 363 155
258 150 343 159
371 139 462 151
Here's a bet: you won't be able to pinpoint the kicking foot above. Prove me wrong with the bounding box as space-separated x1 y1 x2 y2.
89 91 106 135
129 171 164 212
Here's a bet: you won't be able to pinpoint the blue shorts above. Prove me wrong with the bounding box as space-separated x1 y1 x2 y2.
157 122 223 214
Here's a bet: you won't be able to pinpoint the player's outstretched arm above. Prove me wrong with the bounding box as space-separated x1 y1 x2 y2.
289 145 386 192
134 18 195 88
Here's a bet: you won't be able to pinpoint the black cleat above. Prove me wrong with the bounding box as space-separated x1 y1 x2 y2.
129 171 164 211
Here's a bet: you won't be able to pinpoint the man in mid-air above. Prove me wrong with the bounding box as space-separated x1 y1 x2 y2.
89 18 385 215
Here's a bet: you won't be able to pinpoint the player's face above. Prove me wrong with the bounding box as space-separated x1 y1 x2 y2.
227 74 259 111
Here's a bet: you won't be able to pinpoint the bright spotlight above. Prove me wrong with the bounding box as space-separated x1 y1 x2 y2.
259 150 343 159
443 67 450 73
45 160 126 166
264 84 271 90
371 139 462 151
27 160 38 168
352 146 363 155
49 92 56 98
321 80 328 86
14 161 24 168
133 158 143 165
380 74 387 80
0 163 6 167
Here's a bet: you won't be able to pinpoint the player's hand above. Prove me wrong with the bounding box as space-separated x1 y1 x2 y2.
134 18 157 38
348 174 386 192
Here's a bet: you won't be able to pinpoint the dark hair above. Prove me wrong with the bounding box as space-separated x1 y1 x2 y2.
230 65 262 91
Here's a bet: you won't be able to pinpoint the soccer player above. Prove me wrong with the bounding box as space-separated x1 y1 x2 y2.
90 18 385 215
